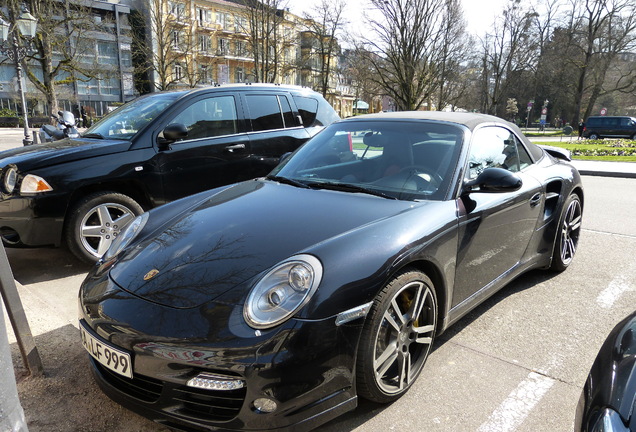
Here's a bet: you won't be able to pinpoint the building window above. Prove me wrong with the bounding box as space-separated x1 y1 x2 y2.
235 67 244 83
197 8 210 26
199 65 210 84
218 38 229 55
172 30 181 50
97 41 118 65
121 49 132 68
216 12 231 30
174 63 183 81
199 34 210 53
235 41 247 57
101 75 121 96
234 15 247 32
168 1 186 20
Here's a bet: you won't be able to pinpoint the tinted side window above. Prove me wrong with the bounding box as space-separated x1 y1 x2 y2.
468 127 530 179
246 94 284 131
170 95 238 140
278 95 295 128
293 96 318 127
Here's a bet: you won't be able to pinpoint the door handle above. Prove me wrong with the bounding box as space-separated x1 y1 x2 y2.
225 144 246 152
529 192 542 208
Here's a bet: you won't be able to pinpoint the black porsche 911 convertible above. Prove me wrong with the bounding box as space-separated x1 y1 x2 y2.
78 111 583 431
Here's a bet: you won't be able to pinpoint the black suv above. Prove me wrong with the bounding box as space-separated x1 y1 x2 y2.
0 84 339 262
583 116 636 140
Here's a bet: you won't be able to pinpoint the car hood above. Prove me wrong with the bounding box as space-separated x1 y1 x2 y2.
109 179 420 309
0 137 131 171
585 311 636 424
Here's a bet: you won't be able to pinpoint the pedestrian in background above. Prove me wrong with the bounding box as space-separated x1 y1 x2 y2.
578 119 585 139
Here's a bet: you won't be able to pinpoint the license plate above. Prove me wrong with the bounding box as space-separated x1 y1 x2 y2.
80 322 133 379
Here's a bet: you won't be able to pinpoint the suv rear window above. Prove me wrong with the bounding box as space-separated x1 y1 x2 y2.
293 96 319 127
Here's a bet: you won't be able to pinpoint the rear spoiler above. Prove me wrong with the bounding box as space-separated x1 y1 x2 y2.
538 145 571 162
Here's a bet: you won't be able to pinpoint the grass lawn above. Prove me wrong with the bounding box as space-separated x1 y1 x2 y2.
537 139 636 162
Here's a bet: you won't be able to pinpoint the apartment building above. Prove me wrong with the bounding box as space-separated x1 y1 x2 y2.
0 0 134 118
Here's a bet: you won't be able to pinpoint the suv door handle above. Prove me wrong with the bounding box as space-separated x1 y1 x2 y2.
225 144 246 153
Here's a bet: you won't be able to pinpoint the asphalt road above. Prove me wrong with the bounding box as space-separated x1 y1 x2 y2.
4 175 635 432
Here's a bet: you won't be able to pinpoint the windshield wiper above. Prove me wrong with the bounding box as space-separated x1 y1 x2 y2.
266 175 310 189
82 133 105 139
306 181 397 200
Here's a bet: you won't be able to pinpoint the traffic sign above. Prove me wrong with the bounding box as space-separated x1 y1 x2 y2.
600 108 607 116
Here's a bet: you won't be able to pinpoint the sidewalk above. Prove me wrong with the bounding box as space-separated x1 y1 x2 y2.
1 127 635 178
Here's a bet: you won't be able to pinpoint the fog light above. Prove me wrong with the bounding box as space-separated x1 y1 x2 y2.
253 398 278 413
186 373 245 391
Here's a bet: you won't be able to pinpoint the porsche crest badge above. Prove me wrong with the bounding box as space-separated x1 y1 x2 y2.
143 269 160 281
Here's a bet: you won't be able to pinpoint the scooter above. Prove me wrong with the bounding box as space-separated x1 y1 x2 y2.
39 111 80 143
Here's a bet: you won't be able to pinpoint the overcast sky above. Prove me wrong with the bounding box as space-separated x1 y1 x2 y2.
288 0 509 39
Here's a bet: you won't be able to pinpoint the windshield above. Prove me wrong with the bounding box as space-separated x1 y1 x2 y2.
83 93 181 140
271 120 464 201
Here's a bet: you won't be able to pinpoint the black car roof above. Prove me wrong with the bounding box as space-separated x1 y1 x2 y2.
149 83 320 99
340 111 545 161
345 111 513 131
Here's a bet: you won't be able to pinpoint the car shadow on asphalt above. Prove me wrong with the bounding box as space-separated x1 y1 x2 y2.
315 269 558 431
6 246 92 285
435 268 556 343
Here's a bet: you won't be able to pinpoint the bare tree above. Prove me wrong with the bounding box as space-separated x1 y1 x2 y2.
133 0 198 91
2 0 107 114
362 0 469 111
432 0 472 111
239 0 288 83
567 0 636 121
342 45 385 114
301 0 346 97
479 0 538 115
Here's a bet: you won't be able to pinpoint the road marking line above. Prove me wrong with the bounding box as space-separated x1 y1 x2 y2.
477 372 555 432
596 275 633 309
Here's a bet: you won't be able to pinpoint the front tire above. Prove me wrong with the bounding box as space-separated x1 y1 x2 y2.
356 270 437 403
66 192 143 263
589 133 599 140
550 193 582 271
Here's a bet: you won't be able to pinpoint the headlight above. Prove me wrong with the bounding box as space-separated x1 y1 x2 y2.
2 166 17 194
244 254 322 329
102 212 149 260
20 174 53 194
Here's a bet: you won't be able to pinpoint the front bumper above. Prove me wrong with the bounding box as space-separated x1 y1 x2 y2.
0 194 66 246
79 274 362 431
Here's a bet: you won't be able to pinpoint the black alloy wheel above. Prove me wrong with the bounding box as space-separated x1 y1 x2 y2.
356 269 438 403
551 193 582 271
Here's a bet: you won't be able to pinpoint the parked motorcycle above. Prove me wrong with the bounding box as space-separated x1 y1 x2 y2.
39 111 80 143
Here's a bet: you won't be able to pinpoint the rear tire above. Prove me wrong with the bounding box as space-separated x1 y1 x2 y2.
550 194 582 271
356 270 437 403
65 192 143 264
588 133 599 140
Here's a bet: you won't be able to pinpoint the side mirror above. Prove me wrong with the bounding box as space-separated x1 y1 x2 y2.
158 123 188 148
279 152 293 164
463 167 522 194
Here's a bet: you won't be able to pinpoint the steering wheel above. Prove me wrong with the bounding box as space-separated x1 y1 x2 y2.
398 165 443 190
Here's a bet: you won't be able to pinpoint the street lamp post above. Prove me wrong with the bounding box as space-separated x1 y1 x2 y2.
0 7 38 146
